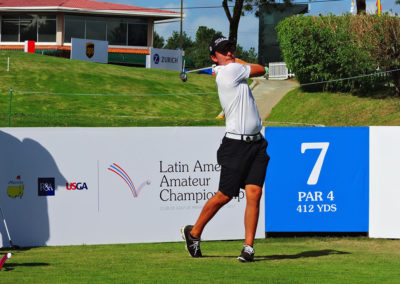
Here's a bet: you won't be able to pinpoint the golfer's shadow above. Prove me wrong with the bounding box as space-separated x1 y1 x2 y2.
0 130 67 248
204 249 350 261
253 249 350 262
1 262 50 272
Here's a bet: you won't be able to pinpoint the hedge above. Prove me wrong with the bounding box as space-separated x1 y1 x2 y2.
276 14 400 95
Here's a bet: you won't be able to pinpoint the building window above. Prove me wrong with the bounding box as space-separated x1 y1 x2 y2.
64 15 148 47
64 15 85 42
128 24 147 46
1 16 19 42
38 15 57 42
86 19 106 41
20 15 37 41
107 20 127 45
0 14 56 42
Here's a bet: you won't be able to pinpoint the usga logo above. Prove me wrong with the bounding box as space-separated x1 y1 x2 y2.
66 182 88 190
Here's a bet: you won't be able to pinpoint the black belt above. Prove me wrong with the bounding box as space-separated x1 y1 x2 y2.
225 132 262 142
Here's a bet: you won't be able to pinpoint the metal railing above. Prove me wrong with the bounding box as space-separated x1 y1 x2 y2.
268 62 294 80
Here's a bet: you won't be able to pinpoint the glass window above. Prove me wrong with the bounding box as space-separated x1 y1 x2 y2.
62 15 149 46
86 20 106 41
126 18 147 24
20 15 37 42
128 24 147 46
1 16 19 42
107 21 127 45
64 15 85 43
38 16 56 42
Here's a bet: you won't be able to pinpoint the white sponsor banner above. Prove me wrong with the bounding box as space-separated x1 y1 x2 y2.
70 38 108 64
149 48 182 71
0 127 265 247
370 126 400 238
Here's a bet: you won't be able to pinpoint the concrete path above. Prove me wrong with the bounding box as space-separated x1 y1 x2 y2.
251 78 299 121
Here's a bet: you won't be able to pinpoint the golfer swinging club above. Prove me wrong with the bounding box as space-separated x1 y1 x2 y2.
181 35 269 262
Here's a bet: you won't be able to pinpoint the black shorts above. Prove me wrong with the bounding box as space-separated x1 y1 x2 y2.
216 136 269 197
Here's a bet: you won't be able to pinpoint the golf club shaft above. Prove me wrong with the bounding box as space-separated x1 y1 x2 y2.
185 66 213 74
0 208 13 244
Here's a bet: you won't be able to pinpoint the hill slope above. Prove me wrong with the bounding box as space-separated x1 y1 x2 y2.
1 51 399 127
0 51 222 127
267 88 400 126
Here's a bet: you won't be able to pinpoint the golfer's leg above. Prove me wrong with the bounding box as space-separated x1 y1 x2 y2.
244 184 263 246
191 190 231 238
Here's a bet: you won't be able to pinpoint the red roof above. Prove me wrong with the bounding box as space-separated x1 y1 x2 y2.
0 0 179 16
0 45 149 54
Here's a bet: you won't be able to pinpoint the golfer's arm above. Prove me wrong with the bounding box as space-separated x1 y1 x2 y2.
235 58 266 78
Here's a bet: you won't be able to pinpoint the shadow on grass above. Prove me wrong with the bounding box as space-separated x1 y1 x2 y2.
1 262 50 271
254 249 350 262
203 249 350 262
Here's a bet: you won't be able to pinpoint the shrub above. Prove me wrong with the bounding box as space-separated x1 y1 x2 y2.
277 14 400 95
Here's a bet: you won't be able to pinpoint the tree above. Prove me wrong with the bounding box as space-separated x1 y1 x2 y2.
164 31 194 51
222 0 291 46
235 45 258 63
189 26 222 68
153 31 164 48
356 0 366 14
164 26 258 68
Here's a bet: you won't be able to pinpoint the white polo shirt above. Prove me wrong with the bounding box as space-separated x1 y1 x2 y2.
214 63 262 135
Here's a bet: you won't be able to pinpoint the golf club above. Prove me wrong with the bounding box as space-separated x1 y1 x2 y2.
180 65 215 82
0 207 20 249
0 253 11 271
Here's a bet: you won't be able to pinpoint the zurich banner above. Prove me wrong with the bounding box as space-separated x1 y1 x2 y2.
264 127 369 232
148 48 182 71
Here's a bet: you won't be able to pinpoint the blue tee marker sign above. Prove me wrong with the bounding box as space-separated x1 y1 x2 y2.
264 127 369 232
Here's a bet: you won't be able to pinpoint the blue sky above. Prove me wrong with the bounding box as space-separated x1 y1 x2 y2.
105 0 400 51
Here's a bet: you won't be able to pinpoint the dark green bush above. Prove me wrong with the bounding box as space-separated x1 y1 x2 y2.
277 14 400 95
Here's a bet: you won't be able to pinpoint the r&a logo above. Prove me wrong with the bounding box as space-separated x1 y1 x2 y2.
38 178 55 196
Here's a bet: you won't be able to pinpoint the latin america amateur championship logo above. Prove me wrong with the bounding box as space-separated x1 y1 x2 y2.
108 163 150 198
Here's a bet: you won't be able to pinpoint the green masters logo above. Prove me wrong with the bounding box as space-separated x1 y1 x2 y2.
7 175 24 199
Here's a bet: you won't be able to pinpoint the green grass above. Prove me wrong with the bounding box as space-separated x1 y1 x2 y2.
0 51 223 127
1 237 400 283
1 50 400 283
267 88 400 126
1 51 400 127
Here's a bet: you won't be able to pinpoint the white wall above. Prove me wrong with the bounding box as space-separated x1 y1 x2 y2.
0 127 265 247
369 126 400 238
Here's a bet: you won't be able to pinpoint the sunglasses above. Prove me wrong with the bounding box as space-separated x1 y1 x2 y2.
217 45 236 55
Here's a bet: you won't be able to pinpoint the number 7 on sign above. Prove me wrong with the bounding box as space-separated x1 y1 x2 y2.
301 142 330 185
